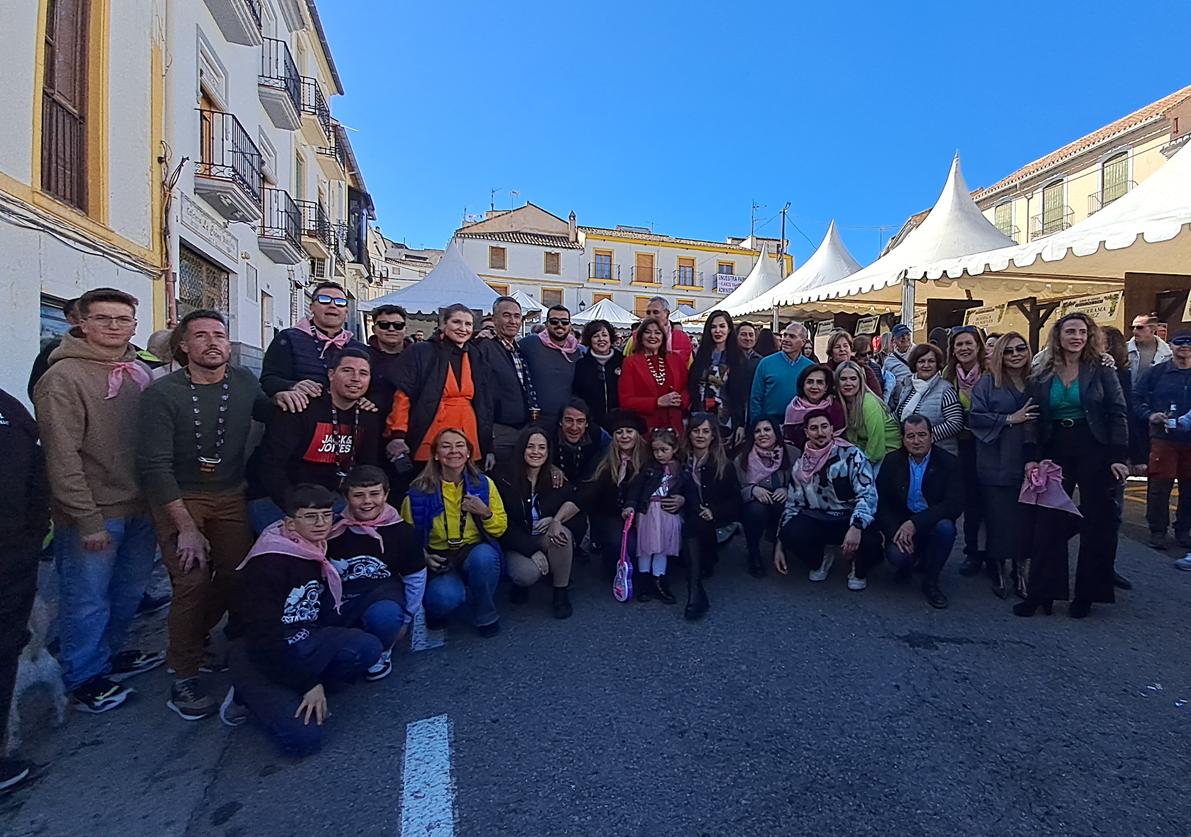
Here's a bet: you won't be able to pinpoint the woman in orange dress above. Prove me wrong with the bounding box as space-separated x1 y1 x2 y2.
386 304 492 466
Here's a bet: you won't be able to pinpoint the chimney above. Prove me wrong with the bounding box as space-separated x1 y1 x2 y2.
568 211 577 243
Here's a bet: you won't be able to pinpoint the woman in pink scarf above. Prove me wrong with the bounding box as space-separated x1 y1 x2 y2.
735 418 790 578
944 325 990 579
783 364 846 450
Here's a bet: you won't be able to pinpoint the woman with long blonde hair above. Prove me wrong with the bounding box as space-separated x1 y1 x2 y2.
834 360 900 468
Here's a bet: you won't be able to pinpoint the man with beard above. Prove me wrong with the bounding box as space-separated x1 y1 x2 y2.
139 310 304 720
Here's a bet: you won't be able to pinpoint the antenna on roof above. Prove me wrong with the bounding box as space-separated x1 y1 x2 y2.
751 200 765 239
490 188 499 212
511 189 520 209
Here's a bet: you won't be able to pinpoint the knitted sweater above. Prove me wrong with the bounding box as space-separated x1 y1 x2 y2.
780 444 877 529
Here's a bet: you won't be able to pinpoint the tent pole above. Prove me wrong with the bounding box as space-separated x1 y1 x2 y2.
899 269 915 326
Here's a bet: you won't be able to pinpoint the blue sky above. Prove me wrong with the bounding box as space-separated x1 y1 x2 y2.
323 0 1191 265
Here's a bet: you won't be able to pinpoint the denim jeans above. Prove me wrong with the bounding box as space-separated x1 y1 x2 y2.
423 543 501 628
885 518 957 584
55 514 157 690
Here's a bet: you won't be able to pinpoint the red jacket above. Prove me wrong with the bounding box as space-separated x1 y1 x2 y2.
619 351 690 435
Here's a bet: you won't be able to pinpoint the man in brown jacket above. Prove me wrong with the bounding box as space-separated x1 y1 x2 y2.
33 288 164 714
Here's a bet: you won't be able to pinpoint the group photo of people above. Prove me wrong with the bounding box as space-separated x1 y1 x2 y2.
2 280 1185 779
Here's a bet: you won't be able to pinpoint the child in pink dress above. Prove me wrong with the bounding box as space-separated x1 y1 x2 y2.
623 430 697 604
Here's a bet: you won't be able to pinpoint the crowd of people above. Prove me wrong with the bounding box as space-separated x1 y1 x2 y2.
1 282 1185 780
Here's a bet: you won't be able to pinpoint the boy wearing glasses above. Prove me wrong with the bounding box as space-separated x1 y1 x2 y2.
33 288 165 714
222 484 386 757
517 304 580 433
260 281 366 400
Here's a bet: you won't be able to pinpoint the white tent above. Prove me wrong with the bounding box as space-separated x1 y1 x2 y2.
697 243 784 318
571 297 638 328
730 221 862 317
359 242 498 315
787 154 1018 317
510 289 542 315
673 305 698 318
906 141 1191 284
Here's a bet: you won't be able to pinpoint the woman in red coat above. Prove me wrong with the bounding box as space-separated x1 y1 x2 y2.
619 317 690 436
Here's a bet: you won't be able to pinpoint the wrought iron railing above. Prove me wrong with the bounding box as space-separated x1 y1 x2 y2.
296 199 331 247
259 38 301 115
588 261 619 281
195 109 262 203
630 266 662 284
300 77 331 137
673 269 703 288
261 187 300 249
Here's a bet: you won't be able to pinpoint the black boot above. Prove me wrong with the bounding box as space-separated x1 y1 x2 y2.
684 538 710 621
654 574 677 605
1013 597 1054 617
747 553 766 578
509 585 529 605
635 572 652 602
958 554 983 577
552 587 572 619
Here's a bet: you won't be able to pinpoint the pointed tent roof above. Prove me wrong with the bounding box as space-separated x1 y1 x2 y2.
700 243 785 316
729 221 862 316
510 289 542 314
571 297 638 328
792 154 1014 307
359 242 499 315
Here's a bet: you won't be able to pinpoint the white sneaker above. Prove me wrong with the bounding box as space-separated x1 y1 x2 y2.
808 552 835 582
366 650 393 682
847 567 867 591
219 686 248 727
1174 555 1191 572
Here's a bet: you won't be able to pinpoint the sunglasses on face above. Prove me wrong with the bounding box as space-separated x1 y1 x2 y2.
375 320 406 331
1172 339 1191 348
314 294 349 308
548 317 571 326
1004 344 1030 355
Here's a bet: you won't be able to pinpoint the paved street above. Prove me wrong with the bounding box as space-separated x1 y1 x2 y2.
2 533 1189 837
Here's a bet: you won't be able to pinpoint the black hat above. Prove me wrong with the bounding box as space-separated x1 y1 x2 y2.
607 409 646 434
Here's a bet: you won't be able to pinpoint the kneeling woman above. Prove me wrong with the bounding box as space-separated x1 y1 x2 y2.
402 429 507 637
624 429 698 605
681 413 741 619
773 410 881 589
496 427 582 620
581 410 647 574
736 418 790 578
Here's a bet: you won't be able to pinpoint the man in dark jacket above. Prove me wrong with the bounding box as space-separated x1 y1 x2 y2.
27 297 81 401
365 304 409 416
259 281 367 398
518 305 579 434
877 414 963 609
475 296 538 466
554 398 609 484
0 387 49 792
1134 332 1191 550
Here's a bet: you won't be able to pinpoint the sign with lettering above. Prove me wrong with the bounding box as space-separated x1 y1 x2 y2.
964 304 1007 330
913 309 927 332
1057 290 1123 324
180 194 238 262
855 315 879 335
714 272 742 294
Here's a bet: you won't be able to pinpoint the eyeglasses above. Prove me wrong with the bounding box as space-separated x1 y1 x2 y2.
293 510 333 523
1004 344 1030 355
87 315 136 328
548 318 571 326
375 320 406 331
314 294 349 308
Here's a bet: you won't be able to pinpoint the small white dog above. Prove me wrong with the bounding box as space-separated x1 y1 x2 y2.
5 596 66 756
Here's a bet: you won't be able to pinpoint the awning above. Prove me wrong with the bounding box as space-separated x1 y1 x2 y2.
571 297 638 328
730 221 862 317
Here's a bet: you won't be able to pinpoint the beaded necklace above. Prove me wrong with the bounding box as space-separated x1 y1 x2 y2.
186 368 230 476
646 353 667 387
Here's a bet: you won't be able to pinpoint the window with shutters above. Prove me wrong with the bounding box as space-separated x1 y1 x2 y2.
1041 180 1065 236
541 288 563 309
994 202 1014 238
41 0 91 210
676 256 696 286
488 283 509 296
543 251 560 275
592 292 612 304
179 246 230 319
1101 152 1129 207
489 246 507 270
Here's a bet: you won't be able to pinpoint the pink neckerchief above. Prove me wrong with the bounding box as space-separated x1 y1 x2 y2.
105 361 151 399
746 445 782 485
793 438 853 485
1018 460 1082 516
239 521 344 611
785 395 834 429
537 328 580 357
955 363 982 397
298 317 354 359
328 504 402 551
616 454 630 485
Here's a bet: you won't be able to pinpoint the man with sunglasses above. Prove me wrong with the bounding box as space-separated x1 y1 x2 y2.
260 282 367 402
1134 330 1191 551
517 304 580 436
366 305 409 416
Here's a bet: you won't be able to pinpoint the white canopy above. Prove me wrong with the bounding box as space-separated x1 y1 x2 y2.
359 242 498 315
730 221 862 316
788 154 1016 315
572 297 638 328
906 141 1191 283
510 289 542 314
702 243 784 316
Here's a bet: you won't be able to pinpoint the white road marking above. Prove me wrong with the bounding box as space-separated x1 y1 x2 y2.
400 714 456 837
410 609 445 652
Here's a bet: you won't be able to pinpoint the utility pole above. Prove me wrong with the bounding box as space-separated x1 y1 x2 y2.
777 202 790 270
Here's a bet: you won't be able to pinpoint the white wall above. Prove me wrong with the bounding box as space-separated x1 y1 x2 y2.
0 1 39 181
107 0 157 249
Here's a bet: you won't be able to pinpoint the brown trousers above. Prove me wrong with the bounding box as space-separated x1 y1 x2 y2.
155 488 254 678
506 527 574 588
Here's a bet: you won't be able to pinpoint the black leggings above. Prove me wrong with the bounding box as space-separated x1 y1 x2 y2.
740 501 782 563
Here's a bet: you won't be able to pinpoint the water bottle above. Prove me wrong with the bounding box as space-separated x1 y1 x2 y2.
1167 402 1178 433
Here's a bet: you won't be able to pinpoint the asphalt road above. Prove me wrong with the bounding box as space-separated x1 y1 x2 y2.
2 531 1189 837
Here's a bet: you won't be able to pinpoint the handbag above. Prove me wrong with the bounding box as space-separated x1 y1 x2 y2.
613 511 635 602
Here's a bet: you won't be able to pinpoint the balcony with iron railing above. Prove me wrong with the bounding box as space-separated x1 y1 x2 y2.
588 261 620 282
672 269 703 289
1029 206 1074 239
194 109 262 222
203 0 262 46
300 77 331 144
1087 180 1137 215
630 266 662 285
258 187 303 265
296 199 332 258
317 131 347 179
258 38 301 130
